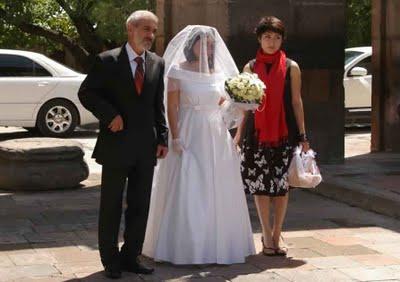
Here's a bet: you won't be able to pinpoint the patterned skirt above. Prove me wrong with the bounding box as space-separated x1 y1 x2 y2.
239 114 294 196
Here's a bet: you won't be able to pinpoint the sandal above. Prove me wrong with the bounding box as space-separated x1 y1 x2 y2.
261 236 278 256
274 246 288 256
274 235 288 256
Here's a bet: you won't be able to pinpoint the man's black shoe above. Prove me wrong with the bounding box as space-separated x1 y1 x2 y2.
104 265 122 279
121 262 154 275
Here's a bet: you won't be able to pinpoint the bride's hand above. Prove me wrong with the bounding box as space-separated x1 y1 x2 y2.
172 138 185 154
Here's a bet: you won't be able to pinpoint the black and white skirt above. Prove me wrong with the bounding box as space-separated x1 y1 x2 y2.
240 138 293 196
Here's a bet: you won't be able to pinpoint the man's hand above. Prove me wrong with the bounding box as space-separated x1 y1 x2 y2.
157 145 168 159
108 115 124 132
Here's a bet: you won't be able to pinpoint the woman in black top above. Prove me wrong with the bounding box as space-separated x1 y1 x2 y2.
234 16 310 256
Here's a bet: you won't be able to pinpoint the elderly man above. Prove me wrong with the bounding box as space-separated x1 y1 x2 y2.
78 10 168 279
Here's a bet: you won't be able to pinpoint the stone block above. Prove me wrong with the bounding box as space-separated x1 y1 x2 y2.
0 138 89 190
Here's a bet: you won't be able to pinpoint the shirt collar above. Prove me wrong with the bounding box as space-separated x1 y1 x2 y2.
125 43 146 63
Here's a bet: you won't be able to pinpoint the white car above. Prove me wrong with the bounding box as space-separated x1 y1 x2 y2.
344 46 372 126
0 49 97 137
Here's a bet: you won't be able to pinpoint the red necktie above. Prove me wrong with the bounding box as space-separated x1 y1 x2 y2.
134 57 144 95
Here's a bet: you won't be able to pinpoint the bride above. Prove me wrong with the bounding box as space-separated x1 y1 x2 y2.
142 25 255 265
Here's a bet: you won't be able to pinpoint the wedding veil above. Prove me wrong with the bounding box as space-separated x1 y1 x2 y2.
163 25 239 88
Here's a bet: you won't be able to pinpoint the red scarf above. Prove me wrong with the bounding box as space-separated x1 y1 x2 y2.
254 49 288 147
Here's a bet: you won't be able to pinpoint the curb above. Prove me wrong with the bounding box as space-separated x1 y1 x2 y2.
308 175 400 220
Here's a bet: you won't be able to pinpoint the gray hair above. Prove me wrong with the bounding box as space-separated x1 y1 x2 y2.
126 10 158 27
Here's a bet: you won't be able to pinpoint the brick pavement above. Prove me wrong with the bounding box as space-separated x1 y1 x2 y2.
1 127 400 281
1 185 400 281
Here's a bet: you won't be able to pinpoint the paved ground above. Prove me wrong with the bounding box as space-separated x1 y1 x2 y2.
1 127 400 281
344 128 371 158
316 128 400 219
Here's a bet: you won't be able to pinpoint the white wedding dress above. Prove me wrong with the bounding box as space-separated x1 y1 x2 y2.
142 66 255 265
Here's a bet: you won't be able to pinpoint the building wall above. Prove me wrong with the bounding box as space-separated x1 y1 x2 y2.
371 0 400 152
156 0 229 54
227 0 345 164
157 0 346 163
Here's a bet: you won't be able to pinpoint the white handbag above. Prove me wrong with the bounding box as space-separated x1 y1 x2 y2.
288 146 322 188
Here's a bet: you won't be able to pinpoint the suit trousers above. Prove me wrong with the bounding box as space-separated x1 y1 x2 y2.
98 159 155 266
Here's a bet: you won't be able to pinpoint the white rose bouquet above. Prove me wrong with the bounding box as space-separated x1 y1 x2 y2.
220 73 266 129
224 72 266 110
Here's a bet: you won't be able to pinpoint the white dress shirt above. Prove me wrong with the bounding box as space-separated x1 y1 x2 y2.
125 43 146 76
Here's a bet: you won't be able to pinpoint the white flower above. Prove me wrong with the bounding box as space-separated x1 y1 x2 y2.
225 72 266 104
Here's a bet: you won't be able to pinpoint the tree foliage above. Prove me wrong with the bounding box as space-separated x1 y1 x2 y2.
0 0 372 69
346 0 371 47
0 0 154 70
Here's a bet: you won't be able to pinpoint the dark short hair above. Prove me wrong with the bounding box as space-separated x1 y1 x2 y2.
255 16 285 39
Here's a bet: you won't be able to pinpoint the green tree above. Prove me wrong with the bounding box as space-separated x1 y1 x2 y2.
0 0 155 70
346 0 371 47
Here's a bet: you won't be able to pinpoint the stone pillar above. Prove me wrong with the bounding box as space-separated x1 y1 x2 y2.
155 0 166 55
371 0 400 152
156 0 346 163
156 0 229 53
227 0 345 164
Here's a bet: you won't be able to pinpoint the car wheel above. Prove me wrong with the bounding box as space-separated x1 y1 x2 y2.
36 99 79 137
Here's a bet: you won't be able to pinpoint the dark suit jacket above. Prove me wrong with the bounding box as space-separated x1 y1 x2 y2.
78 44 168 166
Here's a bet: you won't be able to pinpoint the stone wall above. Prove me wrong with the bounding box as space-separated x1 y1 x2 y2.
371 0 400 152
156 0 346 163
155 0 229 54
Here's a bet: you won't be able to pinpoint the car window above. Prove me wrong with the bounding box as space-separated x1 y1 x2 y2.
345 51 363 65
33 61 52 76
349 56 372 76
0 54 52 77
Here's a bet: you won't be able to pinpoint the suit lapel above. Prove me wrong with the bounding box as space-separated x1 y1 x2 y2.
142 51 155 94
117 44 138 96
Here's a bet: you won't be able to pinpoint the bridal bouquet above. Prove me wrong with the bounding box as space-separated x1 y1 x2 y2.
220 72 266 129
224 72 266 111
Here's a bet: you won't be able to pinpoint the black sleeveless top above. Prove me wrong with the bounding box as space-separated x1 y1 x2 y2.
247 58 300 146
